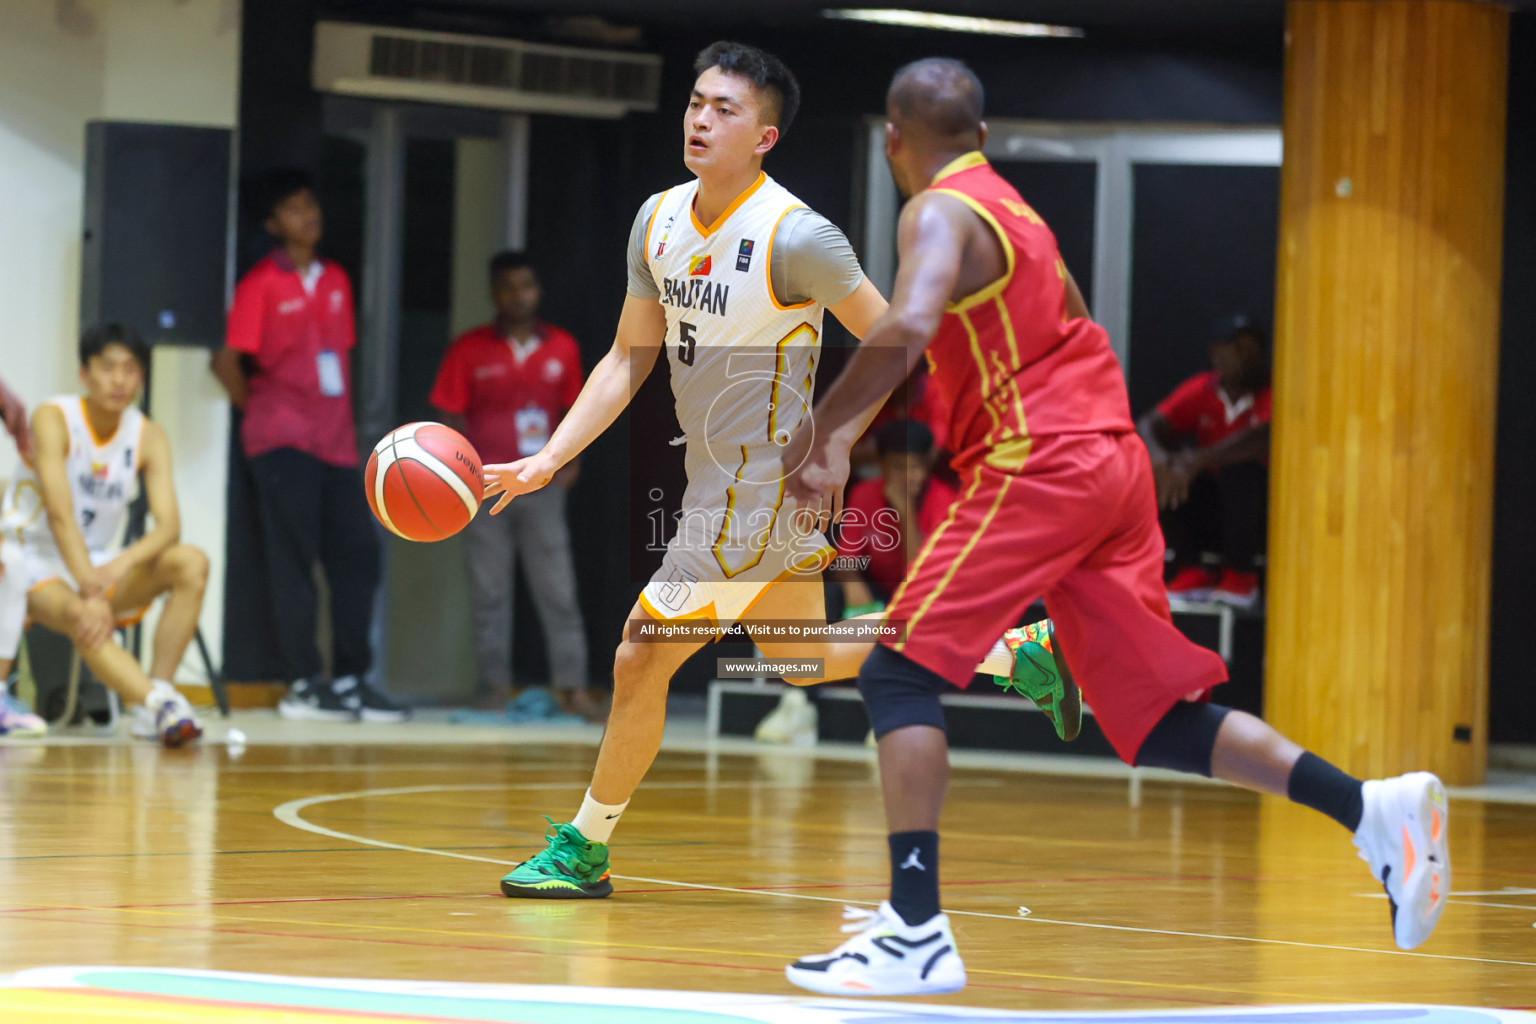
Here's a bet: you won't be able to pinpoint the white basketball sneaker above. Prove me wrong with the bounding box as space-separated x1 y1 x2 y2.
786 902 966 997
754 688 818 746
131 681 202 749
1353 771 1450 950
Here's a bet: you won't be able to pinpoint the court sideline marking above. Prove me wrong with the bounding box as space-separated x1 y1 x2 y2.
273 783 1536 970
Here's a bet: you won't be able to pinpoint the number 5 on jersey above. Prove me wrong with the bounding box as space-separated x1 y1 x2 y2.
677 321 698 366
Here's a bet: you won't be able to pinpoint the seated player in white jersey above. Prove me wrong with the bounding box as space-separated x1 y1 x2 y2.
483 42 1075 899
0 325 204 747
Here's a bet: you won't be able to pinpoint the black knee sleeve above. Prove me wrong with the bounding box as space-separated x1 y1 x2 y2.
1135 701 1233 776
856 645 949 740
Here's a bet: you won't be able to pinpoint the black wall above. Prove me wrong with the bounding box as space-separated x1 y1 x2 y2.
1490 14 1536 745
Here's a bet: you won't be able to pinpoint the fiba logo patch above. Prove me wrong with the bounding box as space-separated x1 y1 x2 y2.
736 238 755 272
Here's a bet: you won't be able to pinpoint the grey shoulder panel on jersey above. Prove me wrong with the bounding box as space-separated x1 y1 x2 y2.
770 207 865 308
626 192 667 300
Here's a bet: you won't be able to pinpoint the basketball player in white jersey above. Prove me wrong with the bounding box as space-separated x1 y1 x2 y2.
0 325 204 747
483 43 1070 898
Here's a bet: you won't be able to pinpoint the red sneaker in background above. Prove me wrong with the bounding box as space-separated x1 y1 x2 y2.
1213 568 1261 609
1167 565 1221 602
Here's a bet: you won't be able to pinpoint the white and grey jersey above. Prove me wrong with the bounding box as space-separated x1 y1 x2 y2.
629 174 870 590
626 194 863 310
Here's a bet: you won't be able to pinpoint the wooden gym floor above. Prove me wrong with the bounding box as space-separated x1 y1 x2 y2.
0 717 1533 1020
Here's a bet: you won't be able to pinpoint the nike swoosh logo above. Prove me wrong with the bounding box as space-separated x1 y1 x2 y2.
605 813 622 819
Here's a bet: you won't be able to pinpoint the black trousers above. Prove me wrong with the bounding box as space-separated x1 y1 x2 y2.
248 447 381 681
1161 459 1268 571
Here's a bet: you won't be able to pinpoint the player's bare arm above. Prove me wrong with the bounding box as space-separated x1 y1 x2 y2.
822 277 898 448
97 420 179 591
1063 265 1091 321
30 405 113 647
484 293 665 513
826 276 888 341
784 192 969 502
32 405 98 595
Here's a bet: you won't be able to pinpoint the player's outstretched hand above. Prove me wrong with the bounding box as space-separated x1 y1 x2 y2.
483 454 558 514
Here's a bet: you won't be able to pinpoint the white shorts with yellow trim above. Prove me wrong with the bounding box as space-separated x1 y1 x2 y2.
22 545 149 628
639 488 833 628
0 539 25 662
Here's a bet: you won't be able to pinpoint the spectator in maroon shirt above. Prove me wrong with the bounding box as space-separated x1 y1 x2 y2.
211 171 403 722
430 252 599 721
1139 315 1271 609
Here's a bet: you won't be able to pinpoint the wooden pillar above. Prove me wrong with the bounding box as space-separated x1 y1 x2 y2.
1266 0 1507 785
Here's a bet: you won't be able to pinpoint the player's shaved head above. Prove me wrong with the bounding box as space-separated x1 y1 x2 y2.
887 58 984 146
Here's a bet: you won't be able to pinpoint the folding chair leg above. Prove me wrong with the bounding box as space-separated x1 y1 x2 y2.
194 628 230 717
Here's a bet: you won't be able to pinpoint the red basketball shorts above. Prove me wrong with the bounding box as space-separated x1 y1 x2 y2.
883 431 1229 764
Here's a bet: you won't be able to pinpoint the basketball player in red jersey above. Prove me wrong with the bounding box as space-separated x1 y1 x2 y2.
782 59 1449 996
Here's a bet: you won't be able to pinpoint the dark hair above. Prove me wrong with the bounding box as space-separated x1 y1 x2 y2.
693 41 801 136
874 418 934 457
256 168 317 221
80 322 149 372
488 250 536 281
1212 314 1267 349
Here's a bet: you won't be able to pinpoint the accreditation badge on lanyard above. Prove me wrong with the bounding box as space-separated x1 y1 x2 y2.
316 351 346 397
515 405 551 456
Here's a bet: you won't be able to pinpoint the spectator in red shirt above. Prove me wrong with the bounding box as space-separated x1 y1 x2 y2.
211 170 403 722
833 418 958 616
430 252 598 720
1139 315 1271 609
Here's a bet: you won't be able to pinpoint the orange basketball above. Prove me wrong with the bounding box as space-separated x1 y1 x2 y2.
365 422 485 542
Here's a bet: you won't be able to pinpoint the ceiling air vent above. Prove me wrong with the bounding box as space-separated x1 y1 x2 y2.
314 21 662 118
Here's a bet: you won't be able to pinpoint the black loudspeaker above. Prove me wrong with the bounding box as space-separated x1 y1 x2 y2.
82 121 233 348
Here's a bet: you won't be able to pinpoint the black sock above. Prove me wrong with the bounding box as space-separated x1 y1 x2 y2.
888 830 940 926
1287 751 1364 832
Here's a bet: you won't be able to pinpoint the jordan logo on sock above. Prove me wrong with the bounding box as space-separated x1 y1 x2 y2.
900 848 926 871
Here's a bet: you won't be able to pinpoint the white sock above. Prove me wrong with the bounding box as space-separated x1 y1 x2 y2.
975 637 1012 676
146 679 179 707
571 788 628 844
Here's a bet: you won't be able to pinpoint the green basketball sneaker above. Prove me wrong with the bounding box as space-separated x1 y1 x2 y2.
991 619 1082 742
500 819 614 899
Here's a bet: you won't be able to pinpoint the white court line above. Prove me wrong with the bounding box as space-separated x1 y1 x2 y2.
273 784 1536 970
1356 892 1536 913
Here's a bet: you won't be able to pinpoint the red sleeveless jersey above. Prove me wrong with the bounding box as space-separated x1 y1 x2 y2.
922 153 1134 471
